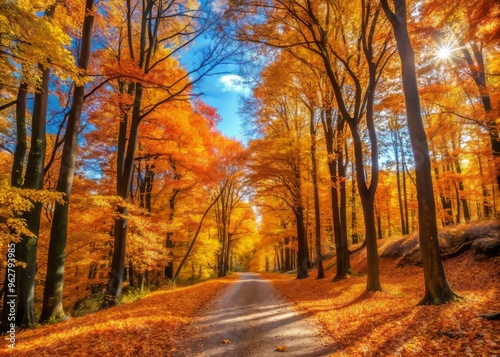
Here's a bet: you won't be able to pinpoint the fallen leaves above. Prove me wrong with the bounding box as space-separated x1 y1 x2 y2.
221 339 232 344
263 250 500 356
276 345 287 352
0 274 239 356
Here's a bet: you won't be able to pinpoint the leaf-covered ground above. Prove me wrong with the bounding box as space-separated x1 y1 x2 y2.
0 275 239 356
263 248 500 356
1 240 498 356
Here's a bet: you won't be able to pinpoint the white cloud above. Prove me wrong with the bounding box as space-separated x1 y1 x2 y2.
219 74 250 95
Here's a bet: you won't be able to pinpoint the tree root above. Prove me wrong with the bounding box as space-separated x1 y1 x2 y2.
478 312 500 320
441 241 473 260
417 287 462 306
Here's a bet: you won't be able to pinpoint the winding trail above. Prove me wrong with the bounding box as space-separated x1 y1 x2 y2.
172 272 333 357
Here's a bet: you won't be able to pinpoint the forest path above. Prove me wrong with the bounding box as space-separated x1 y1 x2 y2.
171 272 333 357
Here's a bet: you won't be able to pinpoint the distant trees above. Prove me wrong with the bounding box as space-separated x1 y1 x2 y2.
0 0 251 329
232 0 498 303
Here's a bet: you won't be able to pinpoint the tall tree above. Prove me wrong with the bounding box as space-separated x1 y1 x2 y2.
100 0 235 307
1 4 58 330
381 0 459 304
40 0 95 323
306 102 324 279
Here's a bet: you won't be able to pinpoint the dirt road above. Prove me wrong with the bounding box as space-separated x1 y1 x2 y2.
171 272 333 357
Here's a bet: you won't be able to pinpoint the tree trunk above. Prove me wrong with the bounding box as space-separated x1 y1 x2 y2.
393 129 406 234
382 0 459 304
295 206 308 279
321 110 350 280
477 154 491 218
284 237 291 271
129 260 135 288
348 121 382 292
454 160 470 222
309 108 324 279
11 82 28 188
1 82 29 330
376 205 383 239
280 242 285 272
5 60 51 329
101 83 143 309
40 0 95 323
400 134 410 234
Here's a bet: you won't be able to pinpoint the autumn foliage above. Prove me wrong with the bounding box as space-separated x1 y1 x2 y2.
263 241 499 356
0 0 499 354
0 275 239 356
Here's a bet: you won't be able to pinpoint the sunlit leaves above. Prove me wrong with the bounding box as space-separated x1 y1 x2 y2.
0 179 64 244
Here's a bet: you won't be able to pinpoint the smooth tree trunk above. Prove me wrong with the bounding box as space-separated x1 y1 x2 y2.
11 82 28 188
101 83 143 309
7 61 51 329
309 108 324 279
295 205 309 279
0 82 28 331
455 163 470 222
321 110 350 280
393 129 407 234
344 35 383 291
348 121 381 292
400 134 410 234
40 0 95 323
381 0 459 305
280 242 285 272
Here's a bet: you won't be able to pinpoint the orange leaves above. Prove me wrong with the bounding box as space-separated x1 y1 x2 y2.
1 275 239 356
263 248 500 356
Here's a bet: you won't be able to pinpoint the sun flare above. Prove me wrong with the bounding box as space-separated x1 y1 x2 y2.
433 38 461 63
437 46 452 59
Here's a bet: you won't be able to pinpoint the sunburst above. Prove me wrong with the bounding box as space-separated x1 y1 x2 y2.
433 37 462 64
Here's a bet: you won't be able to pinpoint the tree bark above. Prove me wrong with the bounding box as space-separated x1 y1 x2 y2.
400 134 410 234
101 83 143 309
381 0 459 305
295 205 309 279
321 110 350 280
11 82 28 188
40 0 95 323
348 121 381 292
310 109 324 279
392 128 407 234
6 60 51 329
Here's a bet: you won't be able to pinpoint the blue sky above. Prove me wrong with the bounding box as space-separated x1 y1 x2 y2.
195 73 252 145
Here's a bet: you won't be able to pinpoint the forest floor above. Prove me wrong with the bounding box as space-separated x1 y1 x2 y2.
1 222 499 356
263 226 500 356
0 275 240 356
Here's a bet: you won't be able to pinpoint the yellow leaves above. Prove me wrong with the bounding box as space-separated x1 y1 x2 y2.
221 339 231 344
0 1 79 88
0 275 239 356
276 345 287 352
0 179 64 245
